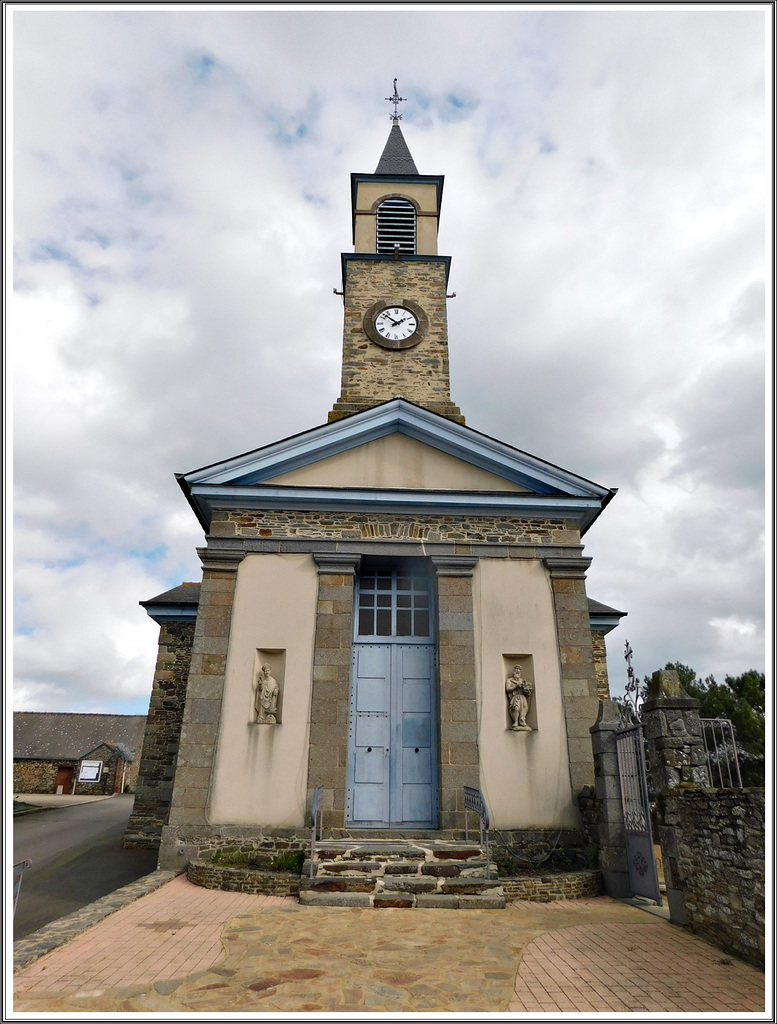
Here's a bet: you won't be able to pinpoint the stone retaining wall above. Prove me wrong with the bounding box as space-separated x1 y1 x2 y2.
491 828 594 870
502 869 602 902
660 787 765 968
188 859 301 896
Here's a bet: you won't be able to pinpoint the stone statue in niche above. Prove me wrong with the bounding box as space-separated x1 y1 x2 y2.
506 664 533 731
254 664 280 725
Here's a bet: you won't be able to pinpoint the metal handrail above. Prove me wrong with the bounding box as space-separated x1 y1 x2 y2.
463 786 491 879
700 718 743 788
309 786 324 879
13 859 32 916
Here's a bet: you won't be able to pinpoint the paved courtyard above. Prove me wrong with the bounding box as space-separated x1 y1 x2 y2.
14 874 765 1014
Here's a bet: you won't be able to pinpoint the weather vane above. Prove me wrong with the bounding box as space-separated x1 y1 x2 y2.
385 78 406 123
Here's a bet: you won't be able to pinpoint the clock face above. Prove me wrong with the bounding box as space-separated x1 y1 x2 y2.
374 306 418 343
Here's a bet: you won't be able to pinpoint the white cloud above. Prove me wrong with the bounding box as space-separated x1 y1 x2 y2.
10 7 767 713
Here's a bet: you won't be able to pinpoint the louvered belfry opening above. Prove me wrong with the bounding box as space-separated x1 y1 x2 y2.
376 198 416 254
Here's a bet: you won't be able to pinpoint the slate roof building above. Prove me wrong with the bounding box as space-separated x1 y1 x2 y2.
126 99 626 869
13 712 146 796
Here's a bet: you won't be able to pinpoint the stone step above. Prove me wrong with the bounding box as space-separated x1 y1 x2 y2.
301 837 503 908
298 890 505 910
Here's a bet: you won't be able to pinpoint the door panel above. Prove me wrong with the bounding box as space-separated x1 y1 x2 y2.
347 642 437 827
347 567 438 828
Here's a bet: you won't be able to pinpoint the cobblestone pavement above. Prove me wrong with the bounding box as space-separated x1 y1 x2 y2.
14 875 766 1014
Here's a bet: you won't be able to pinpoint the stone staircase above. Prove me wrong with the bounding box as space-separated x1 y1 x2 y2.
299 839 504 909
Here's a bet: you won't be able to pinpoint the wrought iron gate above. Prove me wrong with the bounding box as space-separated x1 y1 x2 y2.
615 723 662 905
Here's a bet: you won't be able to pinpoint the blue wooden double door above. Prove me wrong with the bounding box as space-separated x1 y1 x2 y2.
346 566 439 828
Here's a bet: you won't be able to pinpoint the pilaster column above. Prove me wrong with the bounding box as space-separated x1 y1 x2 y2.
160 547 244 867
543 555 598 793
307 553 362 829
431 555 480 830
589 700 631 897
124 616 196 848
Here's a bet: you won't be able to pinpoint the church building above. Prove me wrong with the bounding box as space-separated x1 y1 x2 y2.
126 92 624 868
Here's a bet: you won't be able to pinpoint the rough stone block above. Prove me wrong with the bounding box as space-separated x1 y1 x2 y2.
415 894 459 909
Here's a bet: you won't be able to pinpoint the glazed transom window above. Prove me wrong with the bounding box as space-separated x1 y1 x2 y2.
357 568 431 638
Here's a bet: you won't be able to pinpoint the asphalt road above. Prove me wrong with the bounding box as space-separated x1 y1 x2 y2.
13 795 159 940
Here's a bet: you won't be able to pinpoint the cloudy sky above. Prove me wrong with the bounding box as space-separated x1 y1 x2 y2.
10 6 768 715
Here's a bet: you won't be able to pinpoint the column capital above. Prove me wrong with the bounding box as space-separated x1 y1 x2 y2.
197 547 245 573
430 555 478 577
543 555 592 579
313 552 362 576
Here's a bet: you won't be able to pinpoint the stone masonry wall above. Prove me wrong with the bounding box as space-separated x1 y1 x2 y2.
591 630 610 700
331 259 463 422
13 760 67 794
502 870 602 903
188 860 301 896
124 618 196 848
660 788 765 968
212 509 578 548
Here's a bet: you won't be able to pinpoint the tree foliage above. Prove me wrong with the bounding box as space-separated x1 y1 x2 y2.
649 663 766 786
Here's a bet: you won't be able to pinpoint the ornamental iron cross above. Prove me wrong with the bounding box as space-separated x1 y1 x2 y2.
385 78 406 122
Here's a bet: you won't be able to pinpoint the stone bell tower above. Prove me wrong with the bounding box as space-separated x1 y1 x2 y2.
329 83 463 423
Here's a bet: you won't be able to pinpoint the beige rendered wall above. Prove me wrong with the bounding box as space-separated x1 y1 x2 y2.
354 181 439 255
473 558 579 829
208 553 318 827
266 434 528 492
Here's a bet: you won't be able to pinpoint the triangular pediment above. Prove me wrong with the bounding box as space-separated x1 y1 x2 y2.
263 433 531 492
179 400 614 532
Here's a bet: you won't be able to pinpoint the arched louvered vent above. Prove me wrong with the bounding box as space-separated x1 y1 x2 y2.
376 198 416 254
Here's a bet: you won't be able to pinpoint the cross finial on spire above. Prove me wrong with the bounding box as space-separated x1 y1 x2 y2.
385 78 406 123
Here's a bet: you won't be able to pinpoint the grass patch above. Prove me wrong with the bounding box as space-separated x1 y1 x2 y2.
208 849 305 874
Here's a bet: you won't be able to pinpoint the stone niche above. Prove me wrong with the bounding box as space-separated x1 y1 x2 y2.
250 649 286 726
502 654 537 732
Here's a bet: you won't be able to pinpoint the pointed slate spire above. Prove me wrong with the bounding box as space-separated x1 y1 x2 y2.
375 123 419 175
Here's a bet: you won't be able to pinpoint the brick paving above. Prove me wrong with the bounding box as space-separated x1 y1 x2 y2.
507 918 764 1013
13 876 766 1014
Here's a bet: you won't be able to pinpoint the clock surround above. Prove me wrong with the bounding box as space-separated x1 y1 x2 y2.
363 297 429 350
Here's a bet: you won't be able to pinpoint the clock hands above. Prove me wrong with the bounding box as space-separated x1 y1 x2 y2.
380 311 414 328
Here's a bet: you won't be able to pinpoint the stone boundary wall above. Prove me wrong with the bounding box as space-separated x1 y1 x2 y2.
212 509 577 548
187 859 301 897
502 870 602 902
661 787 765 968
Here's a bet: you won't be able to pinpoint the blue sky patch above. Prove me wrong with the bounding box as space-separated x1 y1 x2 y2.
186 50 218 84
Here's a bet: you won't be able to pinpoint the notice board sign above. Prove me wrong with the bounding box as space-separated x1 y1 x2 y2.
78 760 103 782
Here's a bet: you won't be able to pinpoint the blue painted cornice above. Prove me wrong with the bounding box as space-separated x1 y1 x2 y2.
178 399 615 534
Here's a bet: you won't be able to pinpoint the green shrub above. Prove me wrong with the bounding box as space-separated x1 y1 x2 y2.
207 848 304 873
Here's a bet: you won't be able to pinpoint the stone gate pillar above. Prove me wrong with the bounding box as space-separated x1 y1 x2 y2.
641 668 710 923
641 669 710 792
